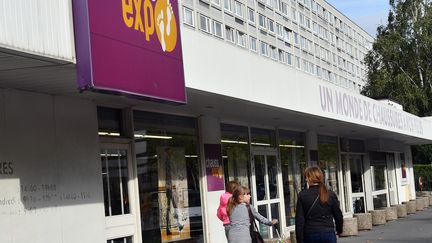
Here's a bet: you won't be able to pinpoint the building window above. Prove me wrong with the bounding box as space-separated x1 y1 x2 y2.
221 124 251 188
211 0 221 6
237 31 246 47
260 41 269 56
279 130 305 226
248 8 255 23
234 1 244 18
258 14 267 29
318 135 339 196
295 56 301 69
278 49 285 62
212 20 223 38
101 148 131 216
293 32 299 45
286 52 292 65
224 0 232 11
133 111 203 242
97 107 124 137
268 19 275 33
225 26 235 43
183 7 194 27
199 14 211 33
283 28 290 43
270 45 277 60
107 236 133 243
250 36 257 52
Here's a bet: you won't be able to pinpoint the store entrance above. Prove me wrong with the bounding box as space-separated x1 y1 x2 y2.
251 149 283 239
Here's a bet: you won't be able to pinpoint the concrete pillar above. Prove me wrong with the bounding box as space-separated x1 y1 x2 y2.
385 207 397 221
370 210 386 225
395 204 407 218
305 130 318 167
363 154 374 211
198 116 225 243
353 213 372 230
340 217 358 237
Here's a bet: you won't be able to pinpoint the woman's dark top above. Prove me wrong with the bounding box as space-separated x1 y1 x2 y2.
295 185 343 243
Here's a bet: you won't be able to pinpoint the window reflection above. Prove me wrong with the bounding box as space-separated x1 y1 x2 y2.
221 124 250 188
254 155 267 201
279 130 305 226
318 136 339 195
134 111 203 243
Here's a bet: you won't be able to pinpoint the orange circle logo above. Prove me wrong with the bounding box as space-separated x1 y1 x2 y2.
154 0 178 52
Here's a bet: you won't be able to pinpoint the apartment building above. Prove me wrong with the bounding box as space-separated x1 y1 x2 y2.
180 0 373 93
0 1 429 243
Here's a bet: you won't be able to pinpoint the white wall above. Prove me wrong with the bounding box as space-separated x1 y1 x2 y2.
181 27 432 142
0 0 75 62
0 89 104 243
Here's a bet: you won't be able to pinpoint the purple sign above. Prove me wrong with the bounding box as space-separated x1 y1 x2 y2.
204 144 225 191
72 0 186 103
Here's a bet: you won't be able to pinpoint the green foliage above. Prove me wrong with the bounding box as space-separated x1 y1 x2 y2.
413 164 432 191
412 144 432 164
363 0 432 164
362 0 432 117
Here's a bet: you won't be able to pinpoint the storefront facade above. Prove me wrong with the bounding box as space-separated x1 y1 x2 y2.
1 1 432 243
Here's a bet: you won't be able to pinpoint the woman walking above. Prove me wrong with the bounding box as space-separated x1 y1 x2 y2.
227 186 278 243
295 166 343 243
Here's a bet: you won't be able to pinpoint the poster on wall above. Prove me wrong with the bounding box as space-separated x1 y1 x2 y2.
204 144 224 191
157 147 191 242
72 0 186 103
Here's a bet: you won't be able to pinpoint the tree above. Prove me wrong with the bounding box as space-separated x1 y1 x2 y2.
362 0 432 163
362 0 432 117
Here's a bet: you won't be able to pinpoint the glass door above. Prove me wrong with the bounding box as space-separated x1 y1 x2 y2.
370 152 389 209
100 144 140 243
342 154 366 214
251 149 282 239
386 153 399 206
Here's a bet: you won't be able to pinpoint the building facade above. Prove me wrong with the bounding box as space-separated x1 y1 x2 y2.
0 1 431 243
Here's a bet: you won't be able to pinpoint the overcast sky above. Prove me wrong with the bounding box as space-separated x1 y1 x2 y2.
325 0 390 37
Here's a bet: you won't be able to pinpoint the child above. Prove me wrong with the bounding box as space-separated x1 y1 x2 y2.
217 181 240 239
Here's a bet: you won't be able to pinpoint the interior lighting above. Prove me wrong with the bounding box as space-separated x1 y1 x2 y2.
251 142 271 146
134 134 173 139
279 144 305 148
98 132 120 136
221 139 248 144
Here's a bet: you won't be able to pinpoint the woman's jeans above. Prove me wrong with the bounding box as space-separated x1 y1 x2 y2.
304 231 337 243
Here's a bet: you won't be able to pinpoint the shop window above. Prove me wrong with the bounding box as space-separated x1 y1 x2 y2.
279 130 305 226
251 128 276 147
107 236 132 243
101 149 130 216
98 107 124 137
318 135 339 196
133 111 203 243
221 123 250 188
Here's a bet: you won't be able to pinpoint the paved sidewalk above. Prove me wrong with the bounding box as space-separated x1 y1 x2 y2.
338 207 432 243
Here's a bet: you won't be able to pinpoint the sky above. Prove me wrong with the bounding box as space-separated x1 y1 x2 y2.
325 0 390 37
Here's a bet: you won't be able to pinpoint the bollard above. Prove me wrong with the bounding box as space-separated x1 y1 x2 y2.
340 217 358 237
385 207 398 221
371 210 386 225
353 213 373 230
405 200 417 214
395 204 407 218
416 198 424 211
